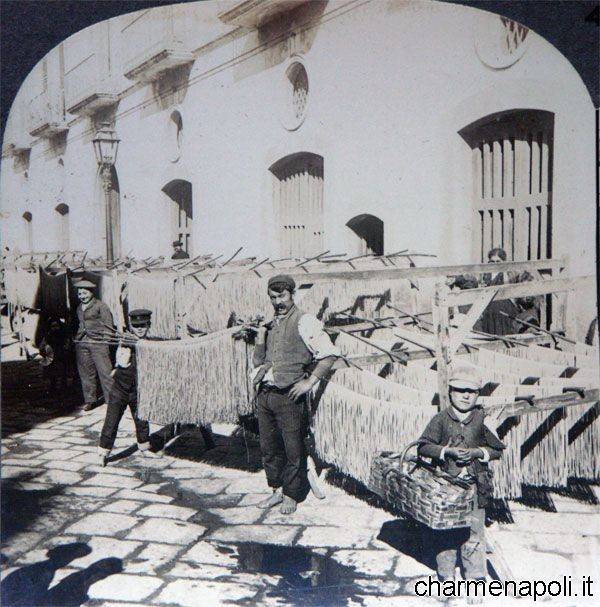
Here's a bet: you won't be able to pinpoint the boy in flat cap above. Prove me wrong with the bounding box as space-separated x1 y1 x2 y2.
73 279 114 411
249 274 340 514
98 309 158 465
417 363 505 586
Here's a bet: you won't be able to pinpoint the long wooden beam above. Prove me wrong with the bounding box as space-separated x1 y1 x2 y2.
286 258 565 285
443 275 593 307
494 389 599 420
330 333 552 370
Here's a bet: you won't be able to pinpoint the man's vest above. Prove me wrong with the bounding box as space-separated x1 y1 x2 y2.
264 306 313 389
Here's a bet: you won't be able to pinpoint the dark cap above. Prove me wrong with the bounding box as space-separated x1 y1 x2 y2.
129 308 152 327
172 240 182 247
73 280 97 290
267 274 295 292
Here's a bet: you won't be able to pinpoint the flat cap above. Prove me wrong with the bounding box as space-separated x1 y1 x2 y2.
267 274 296 291
448 363 482 390
129 308 152 326
73 279 97 290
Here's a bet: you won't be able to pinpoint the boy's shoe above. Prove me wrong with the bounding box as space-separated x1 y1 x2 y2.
137 442 161 458
97 447 111 467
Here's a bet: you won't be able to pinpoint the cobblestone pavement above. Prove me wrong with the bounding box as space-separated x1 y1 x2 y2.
1 357 599 607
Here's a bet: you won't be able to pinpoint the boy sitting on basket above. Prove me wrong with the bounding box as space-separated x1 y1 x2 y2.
418 363 504 587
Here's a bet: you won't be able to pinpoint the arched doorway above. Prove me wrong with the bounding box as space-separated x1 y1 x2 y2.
22 212 33 252
459 109 554 262
55 203 70 250
162 179 193 256
346 214 384 256
269 152 324 258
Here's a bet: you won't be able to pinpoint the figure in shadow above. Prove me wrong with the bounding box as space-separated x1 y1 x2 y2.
1 542 122 607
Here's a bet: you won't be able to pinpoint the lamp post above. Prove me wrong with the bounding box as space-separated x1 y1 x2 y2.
92 122 120 262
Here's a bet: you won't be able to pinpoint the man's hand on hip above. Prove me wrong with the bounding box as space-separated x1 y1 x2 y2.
289 376 318 401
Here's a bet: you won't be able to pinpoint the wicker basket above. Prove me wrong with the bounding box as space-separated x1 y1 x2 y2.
368 441 477 530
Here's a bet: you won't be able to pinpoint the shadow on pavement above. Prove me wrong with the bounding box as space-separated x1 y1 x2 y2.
377 518 436 572
162 427 263 473
1 474 64 545
1 360 82 438
1 542 122 607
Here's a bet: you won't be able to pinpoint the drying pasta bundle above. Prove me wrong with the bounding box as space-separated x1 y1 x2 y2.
331 366 436 407
312 381 434 485
136 330 252 425
128 274 178 338
100 270 126 331
489 416 524 499
3 269 40 308
566 401 600 479
519 407 568 487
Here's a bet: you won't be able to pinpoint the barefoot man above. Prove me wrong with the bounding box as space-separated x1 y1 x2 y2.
251 275 339 515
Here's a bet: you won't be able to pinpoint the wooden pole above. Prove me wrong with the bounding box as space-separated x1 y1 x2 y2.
432 282 451 410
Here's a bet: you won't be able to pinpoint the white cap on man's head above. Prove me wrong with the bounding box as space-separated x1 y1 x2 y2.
448 362 482 390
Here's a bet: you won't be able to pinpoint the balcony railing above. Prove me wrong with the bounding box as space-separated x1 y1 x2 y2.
29 93 68 138
65 53 118 116
218 0 308 28
121 7 194 82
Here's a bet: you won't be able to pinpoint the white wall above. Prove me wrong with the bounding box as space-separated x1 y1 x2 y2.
1 0 596 336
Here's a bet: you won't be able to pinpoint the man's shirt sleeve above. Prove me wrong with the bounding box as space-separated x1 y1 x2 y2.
298 314 340 360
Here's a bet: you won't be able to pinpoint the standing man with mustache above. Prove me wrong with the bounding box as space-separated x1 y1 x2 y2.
251 275 339 515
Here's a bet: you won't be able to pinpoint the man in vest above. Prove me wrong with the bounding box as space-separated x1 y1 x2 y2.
251 274 339 514
73 280 114 411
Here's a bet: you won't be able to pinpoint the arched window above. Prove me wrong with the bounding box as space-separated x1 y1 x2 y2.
168 110 183 162
346 214 384 256
55 203 70 250
22 212 33 252
162 179 193 255
459 110 554 262
269 152 323 258
285 62 309 125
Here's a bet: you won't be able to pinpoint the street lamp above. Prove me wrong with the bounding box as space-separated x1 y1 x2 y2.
92 122 120 262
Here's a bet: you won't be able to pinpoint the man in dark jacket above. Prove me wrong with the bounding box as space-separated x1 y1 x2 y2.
171 241 189 260
73 280 114 411
250 274 339 515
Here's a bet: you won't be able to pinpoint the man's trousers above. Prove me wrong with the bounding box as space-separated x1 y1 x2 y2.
256 387 310 503
99 398 150 450
75 343 113 405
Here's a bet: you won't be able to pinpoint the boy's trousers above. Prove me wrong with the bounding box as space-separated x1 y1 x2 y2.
433 506 486 580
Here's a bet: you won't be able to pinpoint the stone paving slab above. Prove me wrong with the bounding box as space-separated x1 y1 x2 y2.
124 543 182 575
178 541 239 567
298 526 375 549
99 500 144 514
65 513 139 537
80 473 144 490
126 519 207 545
88 573 163 601
112 489 173 503
62 485 119 498
155 578 258 606
207 506 264 525
207 524 301 546
137 504 197 520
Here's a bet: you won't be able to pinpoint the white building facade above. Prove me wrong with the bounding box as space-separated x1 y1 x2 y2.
1 0 596 334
